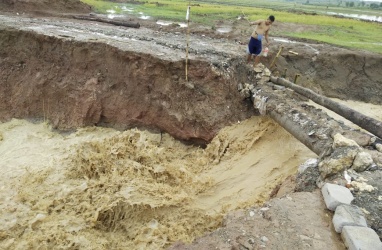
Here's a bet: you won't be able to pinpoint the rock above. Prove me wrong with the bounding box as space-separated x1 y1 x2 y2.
366 149 382 167
253 63 265 73
332 204 367 233
352 151 374 172
271 85 285 91
350 181 375 192
350 170 382 239
295 161 320 192
341 130 371 147
240 89 251 99
237 83 243 91
332 133 360 148
376 144 382 153
321 183 354 211
262 68 271 77
318 147 358 178
341 226 382 250
257 76 270 85
260 236 269 242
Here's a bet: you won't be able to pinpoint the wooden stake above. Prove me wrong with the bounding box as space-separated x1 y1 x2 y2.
270 45 284 69
294 74 301 84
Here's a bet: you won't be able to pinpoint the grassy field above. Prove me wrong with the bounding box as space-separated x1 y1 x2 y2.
81 0 382 53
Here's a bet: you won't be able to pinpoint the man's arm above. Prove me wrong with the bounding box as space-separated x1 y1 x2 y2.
264 29 270 45
250 20 262 26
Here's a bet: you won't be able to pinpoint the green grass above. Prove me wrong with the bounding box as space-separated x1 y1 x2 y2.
81 0 382 53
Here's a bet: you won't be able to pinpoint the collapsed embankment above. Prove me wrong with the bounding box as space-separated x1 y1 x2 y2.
1 13 382 145
273 44 382 105
0 26 255 144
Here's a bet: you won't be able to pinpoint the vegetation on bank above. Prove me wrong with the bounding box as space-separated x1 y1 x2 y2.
81 0 382 53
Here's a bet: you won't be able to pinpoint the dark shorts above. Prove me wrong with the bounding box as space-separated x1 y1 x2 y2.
248 36 262 55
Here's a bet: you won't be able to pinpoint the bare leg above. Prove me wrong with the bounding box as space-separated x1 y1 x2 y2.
253 55 261 66
246 54 252 63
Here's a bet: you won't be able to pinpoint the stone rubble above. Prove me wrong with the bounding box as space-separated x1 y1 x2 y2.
341 226 382 250
322 183 354 211
332 204 368 233
239 64 382 248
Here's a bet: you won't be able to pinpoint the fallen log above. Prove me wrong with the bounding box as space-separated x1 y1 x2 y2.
270 76 382 139
72 15 140 28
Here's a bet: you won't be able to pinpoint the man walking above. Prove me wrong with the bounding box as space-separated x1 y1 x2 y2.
247 15 275 66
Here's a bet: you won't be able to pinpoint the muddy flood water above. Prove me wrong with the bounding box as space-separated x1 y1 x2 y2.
0 115 316 249
1 97 382 249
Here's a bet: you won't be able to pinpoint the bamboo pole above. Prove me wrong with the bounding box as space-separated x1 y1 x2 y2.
270 45 284 69
185 4 190 81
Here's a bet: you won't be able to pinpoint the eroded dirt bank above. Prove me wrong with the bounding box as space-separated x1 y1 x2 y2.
1 14 382 145
0 0 91 14
0 24 254 144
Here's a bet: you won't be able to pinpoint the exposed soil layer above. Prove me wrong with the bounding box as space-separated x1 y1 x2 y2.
0 0 91 14
1 12 382 145
0 15 258 144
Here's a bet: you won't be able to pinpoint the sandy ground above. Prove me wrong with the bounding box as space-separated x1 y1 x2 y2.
308 98 382 132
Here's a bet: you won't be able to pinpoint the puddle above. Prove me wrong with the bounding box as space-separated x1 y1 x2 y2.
274 37 320 54
347 41 382 46
139 15 151 20
216 27 232 33
326 11 382 22
156 20 187 28
273 38 298 44
156 20 172 26
178 22 188 28
107 14 127 19
121 6 134 12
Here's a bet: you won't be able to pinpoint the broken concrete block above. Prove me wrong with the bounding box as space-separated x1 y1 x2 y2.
262 68 271 77
298 158 318 174
352 151 374 172
376 143 382 153
333 133 360 148
332 204 367 233
341 226 382 250
237 83 243 91
318 147 358 178
253 63 265 73
321 183 354 211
